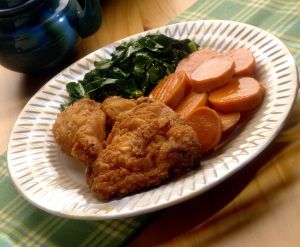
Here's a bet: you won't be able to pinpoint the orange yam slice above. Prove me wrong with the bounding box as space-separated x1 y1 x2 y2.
175 91 208 119
208 77 265 113
226 48 256 76
190 54 235 92
218 112 241 132
149 71 190 108
176 49 218 75
185 106 222 153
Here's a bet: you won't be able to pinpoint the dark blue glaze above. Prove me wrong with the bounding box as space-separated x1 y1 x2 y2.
0 0 30 9
0 0 102 73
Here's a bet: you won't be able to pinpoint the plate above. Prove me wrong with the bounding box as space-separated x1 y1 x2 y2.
7 20 298 219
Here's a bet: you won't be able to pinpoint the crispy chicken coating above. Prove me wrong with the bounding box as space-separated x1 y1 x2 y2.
87 98 201 200
102 96 137 126
53 99 106 165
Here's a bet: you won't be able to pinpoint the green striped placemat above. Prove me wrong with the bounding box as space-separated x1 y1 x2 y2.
171 0 300 69
0 153 153 247
1 0 299 246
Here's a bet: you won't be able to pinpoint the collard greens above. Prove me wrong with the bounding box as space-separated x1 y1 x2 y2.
63 33 198 109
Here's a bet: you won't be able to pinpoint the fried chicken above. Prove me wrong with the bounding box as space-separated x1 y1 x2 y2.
102 96 137 126
87 98 201 200
53 99 106 165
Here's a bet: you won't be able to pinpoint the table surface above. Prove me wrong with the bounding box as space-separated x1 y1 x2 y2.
1 0 300 246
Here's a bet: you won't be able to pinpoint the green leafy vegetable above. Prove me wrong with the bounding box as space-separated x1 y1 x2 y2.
62 33 198 109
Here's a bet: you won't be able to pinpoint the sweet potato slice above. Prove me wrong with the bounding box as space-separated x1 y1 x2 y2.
208 77 265 113
149 71 190 108
226 48 256 76
190 54 235 92
185 106 222 153
176 49 218 75
175 91 208 119
218 112 241 132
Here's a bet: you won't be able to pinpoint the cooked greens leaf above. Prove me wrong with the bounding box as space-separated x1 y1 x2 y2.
66 82 87 99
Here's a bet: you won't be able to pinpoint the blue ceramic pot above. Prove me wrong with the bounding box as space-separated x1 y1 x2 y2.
0 0 102 73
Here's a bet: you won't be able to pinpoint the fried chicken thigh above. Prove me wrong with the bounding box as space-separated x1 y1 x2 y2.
53 99 106 165
87 98 201 200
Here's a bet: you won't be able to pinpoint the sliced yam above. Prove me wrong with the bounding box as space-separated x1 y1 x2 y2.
239 85 265 119
208 77 265 113
175 49 218 75
218 112 241 132
149 71 190 108
175 91 208 119
189 54 235 92
185 106 222 153
226 48 256 76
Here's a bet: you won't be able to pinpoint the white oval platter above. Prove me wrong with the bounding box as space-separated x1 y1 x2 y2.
7 20 299 219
